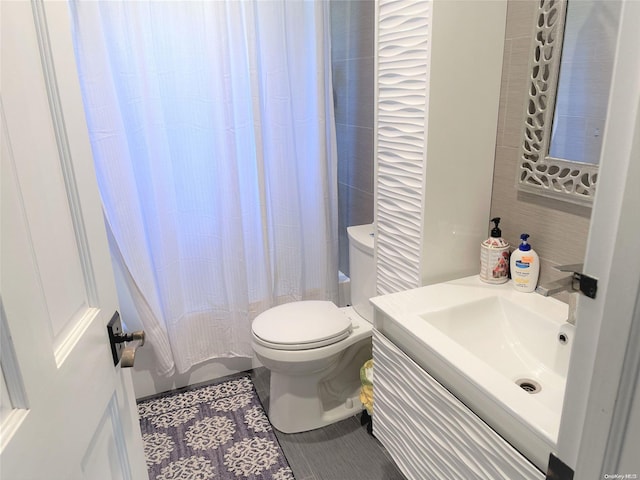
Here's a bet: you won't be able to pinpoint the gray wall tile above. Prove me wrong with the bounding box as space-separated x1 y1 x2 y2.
331 0 375 276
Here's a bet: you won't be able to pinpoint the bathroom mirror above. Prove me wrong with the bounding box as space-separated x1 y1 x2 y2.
516 0 620 207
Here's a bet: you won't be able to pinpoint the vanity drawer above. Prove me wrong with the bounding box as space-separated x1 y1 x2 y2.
372 330 544 480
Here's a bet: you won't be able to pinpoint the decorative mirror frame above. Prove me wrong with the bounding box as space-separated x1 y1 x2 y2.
517 0 598 207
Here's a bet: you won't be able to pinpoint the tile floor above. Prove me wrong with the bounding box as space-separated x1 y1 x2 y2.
251 367 407 480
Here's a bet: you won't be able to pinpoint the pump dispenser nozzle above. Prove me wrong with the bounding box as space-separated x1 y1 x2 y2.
518 233 531 251
490 217 502 238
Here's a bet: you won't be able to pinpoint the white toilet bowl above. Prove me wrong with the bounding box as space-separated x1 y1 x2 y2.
251 223 376 433
251 301 373 433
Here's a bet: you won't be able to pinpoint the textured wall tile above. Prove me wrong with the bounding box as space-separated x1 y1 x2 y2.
375 0 430 294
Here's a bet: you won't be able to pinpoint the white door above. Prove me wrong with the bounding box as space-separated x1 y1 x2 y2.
556 0 640 476
1 2 148 479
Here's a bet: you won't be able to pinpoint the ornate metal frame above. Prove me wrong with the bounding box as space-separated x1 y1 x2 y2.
517 0 598 207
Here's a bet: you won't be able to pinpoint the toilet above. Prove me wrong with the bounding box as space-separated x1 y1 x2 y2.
251 223 376 433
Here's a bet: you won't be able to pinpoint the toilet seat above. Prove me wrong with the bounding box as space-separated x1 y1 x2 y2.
252 301 352 351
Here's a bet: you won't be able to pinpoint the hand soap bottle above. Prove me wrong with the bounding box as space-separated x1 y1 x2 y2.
510 233 540 292
479 217 510 284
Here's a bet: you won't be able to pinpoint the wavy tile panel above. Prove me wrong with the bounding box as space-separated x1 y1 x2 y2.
372 331 544 480
376 0 431 294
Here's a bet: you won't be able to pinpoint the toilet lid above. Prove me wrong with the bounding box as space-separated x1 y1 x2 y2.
252 301 352 350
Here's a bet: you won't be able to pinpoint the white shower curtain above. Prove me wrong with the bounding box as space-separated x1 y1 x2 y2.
70 0 338 375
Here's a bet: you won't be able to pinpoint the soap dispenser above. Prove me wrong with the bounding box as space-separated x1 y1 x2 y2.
510 233 540 292
479 217 510 284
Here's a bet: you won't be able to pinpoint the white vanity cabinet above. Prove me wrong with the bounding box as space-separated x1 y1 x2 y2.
372 330 544 480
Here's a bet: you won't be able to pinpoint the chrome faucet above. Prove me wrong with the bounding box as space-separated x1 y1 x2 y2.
535 263 583 296
536 263 583 325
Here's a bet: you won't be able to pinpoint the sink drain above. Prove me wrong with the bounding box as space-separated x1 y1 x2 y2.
516 378 541 394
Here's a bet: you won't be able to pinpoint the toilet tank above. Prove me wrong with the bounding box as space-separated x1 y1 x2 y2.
347 224 376 323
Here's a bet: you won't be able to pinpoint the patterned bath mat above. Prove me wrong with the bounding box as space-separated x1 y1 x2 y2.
137 374 294 480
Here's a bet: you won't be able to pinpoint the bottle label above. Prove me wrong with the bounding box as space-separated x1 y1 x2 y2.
479 246 510 284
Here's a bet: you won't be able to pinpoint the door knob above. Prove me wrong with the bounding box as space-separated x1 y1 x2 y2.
107 312 145 367
115 330 145 344
120 331 145 368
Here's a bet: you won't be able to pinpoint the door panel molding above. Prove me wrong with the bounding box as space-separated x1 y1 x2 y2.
31 0 99 308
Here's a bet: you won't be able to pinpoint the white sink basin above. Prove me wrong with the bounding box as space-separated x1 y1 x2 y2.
420 295 571 410
371 275 572 472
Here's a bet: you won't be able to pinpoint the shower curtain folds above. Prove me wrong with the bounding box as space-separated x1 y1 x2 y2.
70 0 338 375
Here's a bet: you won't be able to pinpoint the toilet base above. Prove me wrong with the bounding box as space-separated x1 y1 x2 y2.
267 337 372 433
268 372 363 433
